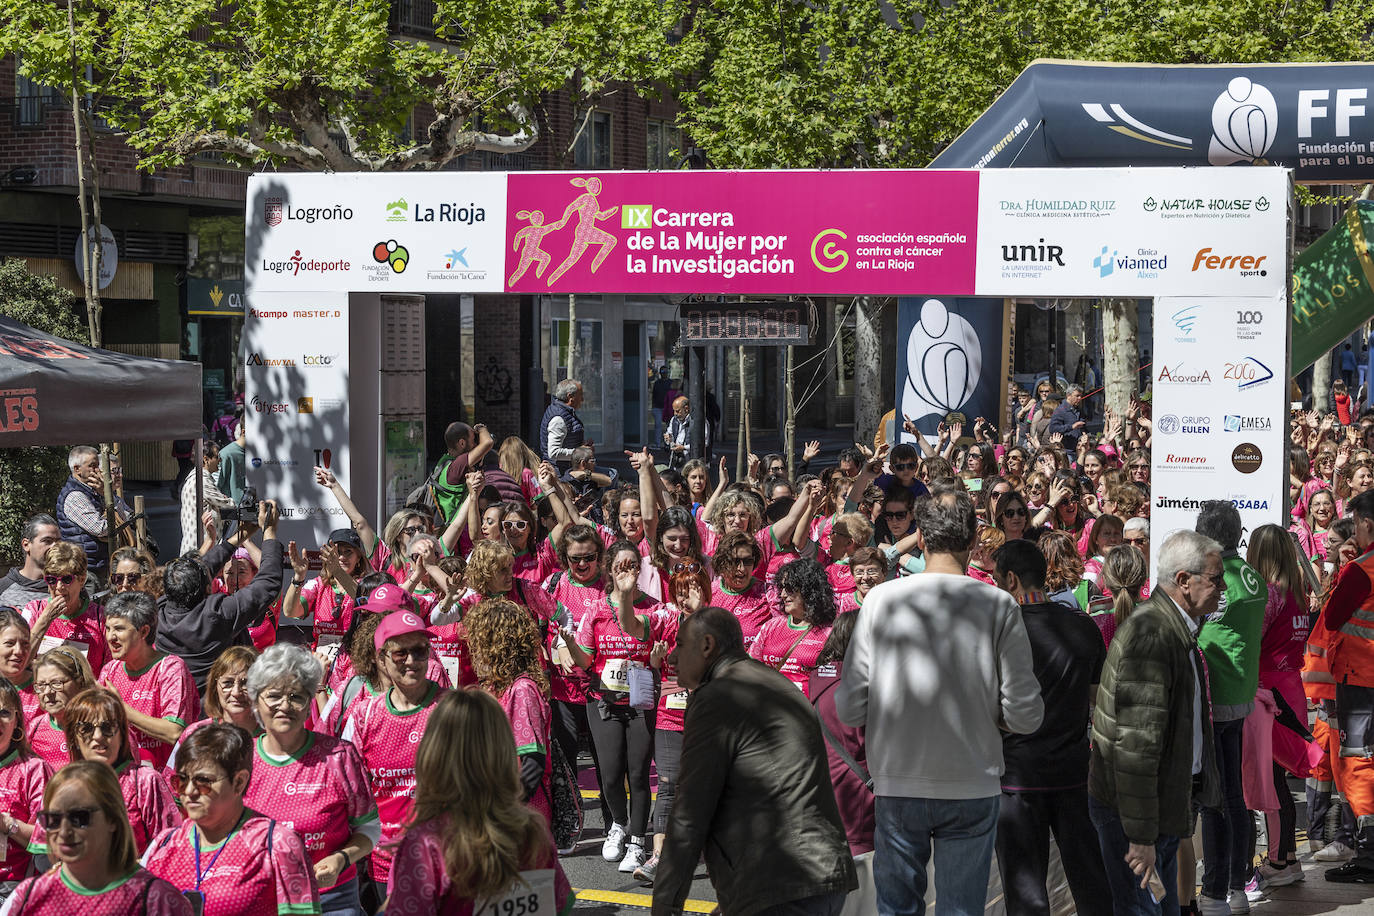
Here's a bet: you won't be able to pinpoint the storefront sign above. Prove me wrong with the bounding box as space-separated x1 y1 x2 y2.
188 278 245 317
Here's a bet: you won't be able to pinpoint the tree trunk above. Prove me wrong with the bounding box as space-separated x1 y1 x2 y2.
854 296 882 446
736 345 746 481
784 344 796 478
1102 298 1139 424
566 293 578 382
1313 349 1333 414
68 1 102 348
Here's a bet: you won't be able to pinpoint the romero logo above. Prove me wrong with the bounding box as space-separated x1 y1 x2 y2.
811 229 848 273
1231 442 1263 474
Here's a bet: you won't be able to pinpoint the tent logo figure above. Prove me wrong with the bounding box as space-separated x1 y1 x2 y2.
1208 77 1277 167
901 298 982 424
264 197 283 227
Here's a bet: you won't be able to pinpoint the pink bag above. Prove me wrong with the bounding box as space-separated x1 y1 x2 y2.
1242 690 1280 812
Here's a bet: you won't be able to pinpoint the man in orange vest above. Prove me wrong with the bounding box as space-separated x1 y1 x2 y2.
1315 490 1374 882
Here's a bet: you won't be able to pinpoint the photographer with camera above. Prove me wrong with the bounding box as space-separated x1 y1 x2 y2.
178 440 235 555
159 498 284 693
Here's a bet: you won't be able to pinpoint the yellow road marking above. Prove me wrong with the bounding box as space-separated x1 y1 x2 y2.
574 888 714 913
581 789 657 800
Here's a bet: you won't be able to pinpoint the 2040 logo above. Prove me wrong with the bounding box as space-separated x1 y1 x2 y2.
1236 310 1263 325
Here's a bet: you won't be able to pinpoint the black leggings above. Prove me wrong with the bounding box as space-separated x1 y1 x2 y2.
654 728 684 834
1269 762 1297 862
585 700 655 838
552 699 610 825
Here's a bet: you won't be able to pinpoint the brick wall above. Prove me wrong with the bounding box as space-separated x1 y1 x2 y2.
471 294 526 440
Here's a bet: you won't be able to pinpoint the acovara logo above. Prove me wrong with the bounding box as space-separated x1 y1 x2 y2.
1231 442 1263 474
1192 247 1269 276
245 352 296 367
1208 77 1278 167
1223 356 1274 390
372 240 409 274
1224 415 1273 432
1156 363 1212 385
250 396 289 414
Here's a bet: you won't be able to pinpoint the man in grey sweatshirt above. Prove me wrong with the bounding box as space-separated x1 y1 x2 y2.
836 491 1043 916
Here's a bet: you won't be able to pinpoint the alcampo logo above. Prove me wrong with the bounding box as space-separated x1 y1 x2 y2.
811 229 848 273
372 240 409 274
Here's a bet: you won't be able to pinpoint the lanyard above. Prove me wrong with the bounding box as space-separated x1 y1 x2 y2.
193 812 245 890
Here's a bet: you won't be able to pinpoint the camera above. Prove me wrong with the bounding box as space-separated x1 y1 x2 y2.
219 486 260 523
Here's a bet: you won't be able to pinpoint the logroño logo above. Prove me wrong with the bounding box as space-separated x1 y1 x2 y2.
264 197 283 227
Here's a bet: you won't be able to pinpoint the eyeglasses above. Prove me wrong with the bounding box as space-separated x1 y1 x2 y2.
566 553 598 567
1001 507 1028 518
401 525 427 538
671 561 703 574
853 568 884 580
502 519 529 531
36 807 98 831
217 677 248 693
883 510 910 519
892 462 917 471
720 555 755 569
170 772 226 795
387 645 429 664
43 574 76 587
110 574 142 586
34 678 70 694
75 721 119 740
260 690 311 710
1191 570 1225 588
1028 484 1046 492
1123 536 1149 545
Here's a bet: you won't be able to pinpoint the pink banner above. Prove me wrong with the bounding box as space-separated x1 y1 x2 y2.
504 170 979 295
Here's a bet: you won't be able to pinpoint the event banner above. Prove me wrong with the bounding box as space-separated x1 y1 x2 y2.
241 291 351 545
1149 292 1290 573
895 297 1013 439
1291 199 1374 371
502 170 979 295
246 173 508 293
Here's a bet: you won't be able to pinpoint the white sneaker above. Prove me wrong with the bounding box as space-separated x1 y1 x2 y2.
1256 859 1304 887
618 841 646 873
1228 888 1250 914
601 823 627 862
1197 894 1230 916
1314 841 1355 862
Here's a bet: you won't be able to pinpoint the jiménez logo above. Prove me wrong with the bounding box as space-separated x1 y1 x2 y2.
811 229 848 272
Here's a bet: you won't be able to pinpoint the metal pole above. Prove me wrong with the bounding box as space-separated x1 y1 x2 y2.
98 444 116 569
784 344 796 480
736 345 746 481
194 438 205 553
688 346 705 461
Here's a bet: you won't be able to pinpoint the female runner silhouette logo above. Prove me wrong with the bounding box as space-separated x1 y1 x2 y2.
546 176 620 285
508 210 568 286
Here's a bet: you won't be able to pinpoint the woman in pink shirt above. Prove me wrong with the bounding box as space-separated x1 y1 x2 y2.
23 542 108 677
0 682 50 896
386 689 573 916
26 647 95 770
748 558 836 698
0 610 39 725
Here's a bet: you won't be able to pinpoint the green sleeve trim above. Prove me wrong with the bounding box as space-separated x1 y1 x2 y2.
278 904 323 915
164 716 186 726
26 841 44 854
348 809 380 827
558 890 577 916
514 742 547 756
576 642 595 655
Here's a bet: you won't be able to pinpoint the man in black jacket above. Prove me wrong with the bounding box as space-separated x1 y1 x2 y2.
653 608 857 916
157 499 284 692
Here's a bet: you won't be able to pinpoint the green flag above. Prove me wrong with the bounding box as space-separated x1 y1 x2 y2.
1292 200 1374 372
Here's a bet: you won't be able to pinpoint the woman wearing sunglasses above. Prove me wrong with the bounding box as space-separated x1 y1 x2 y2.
708 530 771 648
108 548 154 598
242 646 377 916
22 542 110 680
4 761 190 914
339 611 447 898
503 501 559 585
647 506 711 603
748 558 837 698
44 688 179 856
0 683 50 902
992 491 1032 543
143 723 319 916
283 531 366 656
26 647 95 770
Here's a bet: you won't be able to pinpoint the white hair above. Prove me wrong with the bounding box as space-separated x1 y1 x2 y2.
68 445 98 472
1156 530 1221 590
1123 517 1150 536
246 644 322 727
554 378 582 402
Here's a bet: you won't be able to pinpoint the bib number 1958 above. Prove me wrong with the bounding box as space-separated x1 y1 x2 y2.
476 869 554 916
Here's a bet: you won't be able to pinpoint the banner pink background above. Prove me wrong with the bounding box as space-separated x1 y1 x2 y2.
503 170 979 295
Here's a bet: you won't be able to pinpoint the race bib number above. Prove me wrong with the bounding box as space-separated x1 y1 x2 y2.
440 655 465 687
665 690 689 710
39 635 88 661
601 658 631 693
475 869 554 916
316 634 343 660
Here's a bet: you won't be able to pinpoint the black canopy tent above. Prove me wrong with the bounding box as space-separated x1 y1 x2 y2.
0 314 201 446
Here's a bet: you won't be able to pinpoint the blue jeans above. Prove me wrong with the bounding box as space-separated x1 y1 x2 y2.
1088 795 1179 916
873 794 999 916
1201 718 1249 900
321 876 365 916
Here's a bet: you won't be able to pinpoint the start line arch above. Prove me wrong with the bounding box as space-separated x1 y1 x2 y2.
243 166 1292 573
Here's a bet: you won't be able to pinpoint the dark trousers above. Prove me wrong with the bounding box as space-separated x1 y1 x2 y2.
552 698 610 826
996 788 1112 916
1201 718 1249 899
756 890 848 916
584 701 655 838
1088 796 1179 916
1307 783 1358 848
1268 763 1296 862
653 728 684 833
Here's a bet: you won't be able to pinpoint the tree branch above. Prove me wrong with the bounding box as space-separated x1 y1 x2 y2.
378 100 539 170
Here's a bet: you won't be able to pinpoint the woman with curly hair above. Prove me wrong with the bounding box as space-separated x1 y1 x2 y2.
748 558 836 697
460 540 558 636
703 482 813 593
1039 529 1087 611
709 530 772 647
463 597 557 830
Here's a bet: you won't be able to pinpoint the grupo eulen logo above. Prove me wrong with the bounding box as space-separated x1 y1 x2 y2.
1157 414 1209 435
1231 442 1263 474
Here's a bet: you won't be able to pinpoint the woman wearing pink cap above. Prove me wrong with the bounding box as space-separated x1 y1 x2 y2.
340 605 448 901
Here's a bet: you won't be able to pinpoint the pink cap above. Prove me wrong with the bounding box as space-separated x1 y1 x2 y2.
363 583 415 615
373 609 435 651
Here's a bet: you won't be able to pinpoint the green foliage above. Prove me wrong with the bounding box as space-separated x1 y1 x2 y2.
0 261 89 564
0 0 690 170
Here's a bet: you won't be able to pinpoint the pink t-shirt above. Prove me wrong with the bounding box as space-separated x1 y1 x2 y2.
298 579 356 651
31 760 180 856
513 540 558 585
654 612 688 733
574 596 663 706
243 731 379 892
23 597 110 676
825 558 856 599
1260 585 1311 675
99 653 199 769
748 617 832 697
11 678 39 727
24 714 69 771
343 682 447 884
142 814 320 916
546 573 605 705
498 676 553 827
710 578 774 647
0 751 50 883
4 867 192 915
385 816 573 916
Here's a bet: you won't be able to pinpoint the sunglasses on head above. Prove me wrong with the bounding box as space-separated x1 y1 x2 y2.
36 807 98 831
110 574 141 586
43 574 76 587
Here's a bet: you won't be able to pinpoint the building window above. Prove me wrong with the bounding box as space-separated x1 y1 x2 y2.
15 66 60 128
573 111 612 169
646 119 682 170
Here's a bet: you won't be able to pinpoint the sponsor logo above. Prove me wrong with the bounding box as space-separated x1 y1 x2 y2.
1231 442 1263 474
1156 495 1205 510
1172 304 1200 341
264 197 283 227
1209 77 1278 167
385 198 408 222
297 397 314 414
0 388 39 433
1224 415 1273 432
371 240 409 274
1232 498 1270 511
1156 363 1212 385
261 251 352 276
245 352 296 367
811 229 848 273
1163 453 1210 468
283 782 325 796
301 354 338 367
249 457 298 468
408 729 422 744
249 308 287 319
1235 308 1264 341
997 238 1063 280
998 198 1116 218
411 202 486 224
1095 245 1168 279
313 448 333 469
250 396 290 414
271 203 353 224
426 246 487 282
1223 356 1274 390
1157 414 1210 435
443 248 467 269
1192 247 1268 276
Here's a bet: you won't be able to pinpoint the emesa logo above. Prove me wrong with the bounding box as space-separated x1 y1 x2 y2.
1192 247 1268 276
245 352 296 367
1224 415 1273 432
250 396 289 414
1231 442 1263 474
1157 363 1212 385
1223 356 1274 390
